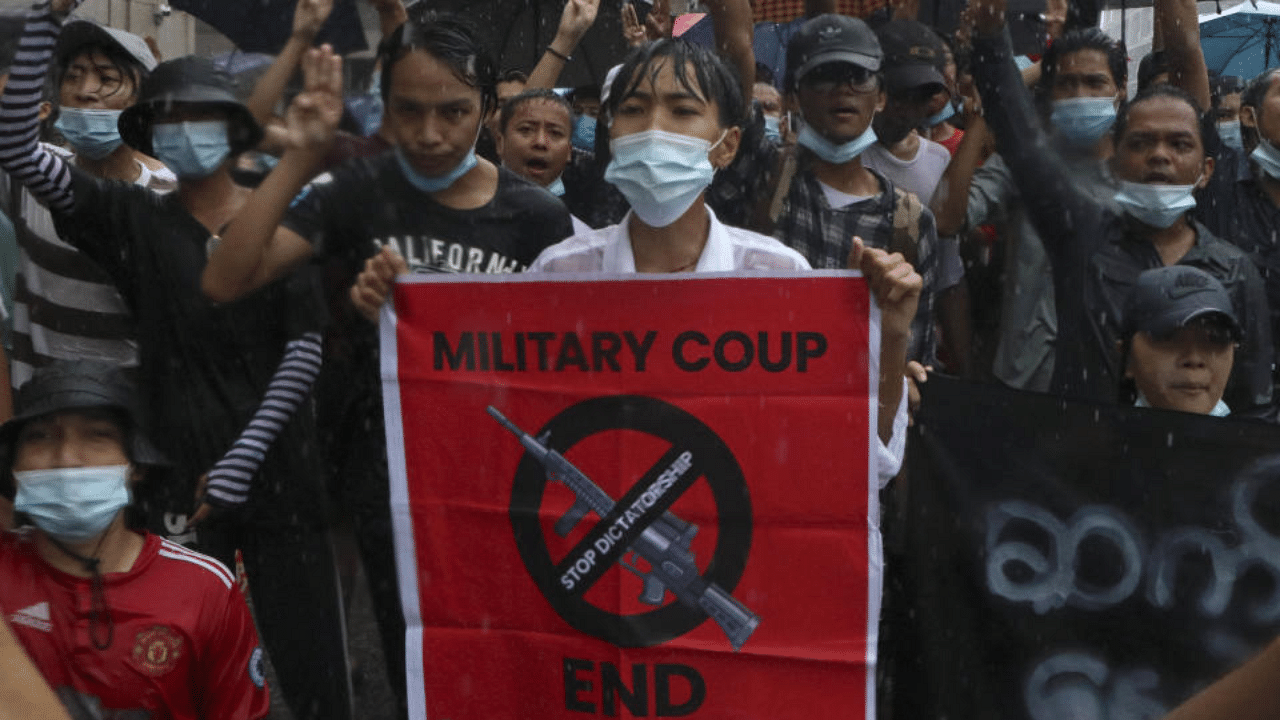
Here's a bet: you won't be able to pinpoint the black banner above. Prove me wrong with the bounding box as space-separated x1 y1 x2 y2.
883 375 1280 719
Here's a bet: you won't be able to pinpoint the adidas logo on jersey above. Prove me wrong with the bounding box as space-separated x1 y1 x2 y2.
11 601 51 632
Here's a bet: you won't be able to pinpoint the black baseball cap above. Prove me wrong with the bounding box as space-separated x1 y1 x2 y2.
0 361 167 498
118 56 263 157
1123 266 1241 341
785 14 882 90
875 20 947 93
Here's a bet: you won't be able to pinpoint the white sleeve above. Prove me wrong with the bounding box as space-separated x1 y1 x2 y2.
875 377 909 487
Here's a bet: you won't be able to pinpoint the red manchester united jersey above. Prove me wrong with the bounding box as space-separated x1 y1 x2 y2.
0 530 270 720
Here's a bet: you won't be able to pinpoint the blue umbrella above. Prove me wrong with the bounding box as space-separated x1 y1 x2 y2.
1199 1 1280 80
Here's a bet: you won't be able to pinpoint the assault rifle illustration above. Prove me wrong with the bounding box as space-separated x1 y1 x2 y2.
488 406 760 651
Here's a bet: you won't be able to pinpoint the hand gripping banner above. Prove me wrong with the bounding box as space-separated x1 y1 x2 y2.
380 272 881 719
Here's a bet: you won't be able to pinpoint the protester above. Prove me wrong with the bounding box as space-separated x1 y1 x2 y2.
0 3 353 716
933 26 1128 392
495 88 592 233
4 18 168 388
710 13 943 366
968 0 1274 413
0 361 268 719
1120 266 1238 414
860 20 953 206
1212 74 1246 152
199 11 572 716
753 63 785 143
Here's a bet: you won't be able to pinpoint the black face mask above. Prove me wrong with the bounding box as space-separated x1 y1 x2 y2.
872 112 915 145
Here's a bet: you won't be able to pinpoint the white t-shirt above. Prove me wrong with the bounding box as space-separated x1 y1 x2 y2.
860 135 952 204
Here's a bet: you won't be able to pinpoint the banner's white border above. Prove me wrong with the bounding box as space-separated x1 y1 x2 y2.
379 301 428 720
382 270 880 719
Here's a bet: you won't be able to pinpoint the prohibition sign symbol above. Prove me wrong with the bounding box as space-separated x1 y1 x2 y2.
509 395 752 647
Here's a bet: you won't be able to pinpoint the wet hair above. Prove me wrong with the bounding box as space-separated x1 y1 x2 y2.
1211 74 1245 110
1113 84 1208 149
604 39 746 131
378 9 497 114
1241 68 1280 149
1039 27 1127 103
570 84 601 104
53 41 148 105
498 88 572 134
497 68 529 86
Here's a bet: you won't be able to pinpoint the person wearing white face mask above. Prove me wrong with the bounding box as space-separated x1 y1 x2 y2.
932 26 1128 395
969 0 1274 414
0 2 357 716
0 361 269 720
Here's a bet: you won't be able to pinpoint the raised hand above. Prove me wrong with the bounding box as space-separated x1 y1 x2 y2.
293 0 335 41
644 0 673 41
622 3 648 47
284 44 343 154
969 0 1006 37
556 0 601 50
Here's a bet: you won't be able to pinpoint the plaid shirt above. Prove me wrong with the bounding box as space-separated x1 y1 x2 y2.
710 119 941 364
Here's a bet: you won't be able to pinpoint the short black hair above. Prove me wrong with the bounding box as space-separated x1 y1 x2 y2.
1113 84 1207 149
1242 67 1280 117
53 41 148 105
378 9 496 114
499 88 572 135
604 39 746 130
1039 27 1127 101
497 68 529 86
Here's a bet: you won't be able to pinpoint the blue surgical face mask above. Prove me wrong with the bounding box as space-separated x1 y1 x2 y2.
571 114 596 152
151 120 232 179
13 465 131 544
763 115 782 143
923 99 957 128
1113 178 1199 229
605 128 725 228
1217 120 1244 151
1051 96 1118 148
1251 140 1280 179
54 107 124 160
797 121 878 164
395 144 478 194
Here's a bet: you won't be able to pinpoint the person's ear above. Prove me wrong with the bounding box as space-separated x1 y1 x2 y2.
127 464 144 489
1241 104 1258 129
38 101 52 122
1198 155 1216 189
875 88 887 114
711 126 741 170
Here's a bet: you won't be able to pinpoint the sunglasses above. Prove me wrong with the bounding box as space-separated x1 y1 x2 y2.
800 63 878 94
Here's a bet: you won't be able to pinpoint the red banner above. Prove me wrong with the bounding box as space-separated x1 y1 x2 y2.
381 272 880 719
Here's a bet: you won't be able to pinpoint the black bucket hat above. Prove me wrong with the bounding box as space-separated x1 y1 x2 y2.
118 56 263 157
0 361 167 498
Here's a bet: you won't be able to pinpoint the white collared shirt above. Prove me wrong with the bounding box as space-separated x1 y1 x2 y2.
527 206 811 273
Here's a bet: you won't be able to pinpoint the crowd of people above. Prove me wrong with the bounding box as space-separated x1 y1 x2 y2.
0 0 1277 716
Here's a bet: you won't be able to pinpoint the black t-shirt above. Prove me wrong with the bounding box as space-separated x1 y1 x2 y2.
283 152 574 279
53 168 326 528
